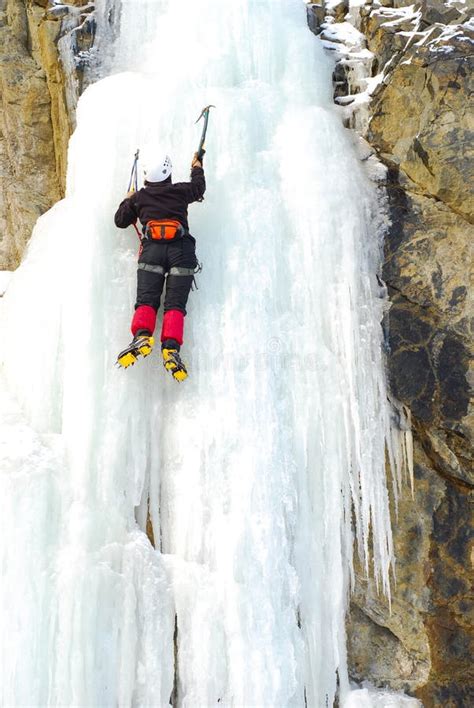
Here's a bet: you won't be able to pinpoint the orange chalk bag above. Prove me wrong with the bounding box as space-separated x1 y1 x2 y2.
145 220 185 241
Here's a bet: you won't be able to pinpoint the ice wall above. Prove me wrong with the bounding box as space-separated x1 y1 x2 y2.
0 0 409 705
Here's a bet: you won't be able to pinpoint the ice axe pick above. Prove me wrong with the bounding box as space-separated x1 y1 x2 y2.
195 105 215 161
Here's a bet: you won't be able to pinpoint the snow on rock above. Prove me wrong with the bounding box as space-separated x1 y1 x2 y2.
426 17 474 52
321 20 368 48
344 686 422 707
370 5 422 29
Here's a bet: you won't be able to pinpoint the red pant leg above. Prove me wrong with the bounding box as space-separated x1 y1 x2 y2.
161 309 184 345
131 305 157 336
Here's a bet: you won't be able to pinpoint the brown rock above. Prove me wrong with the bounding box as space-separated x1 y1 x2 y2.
418 474 474 706
0 0 61 267
328 0 348 24
382 177 473 484
369 25 474 221
34 11 74 190
306 3 326 35
361 6 420 72
348 445 441 692
0 0 96 269
348 442 473 703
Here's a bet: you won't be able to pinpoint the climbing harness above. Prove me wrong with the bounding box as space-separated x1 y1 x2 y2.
137 261 202 290
191 260 203 291
137 263 165 275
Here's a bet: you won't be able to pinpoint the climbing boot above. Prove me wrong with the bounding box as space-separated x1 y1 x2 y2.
117 334 154 368
162 348 188 382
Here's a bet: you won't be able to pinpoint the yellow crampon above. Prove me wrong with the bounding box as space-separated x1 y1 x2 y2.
162 348 188 382
117 336 155 368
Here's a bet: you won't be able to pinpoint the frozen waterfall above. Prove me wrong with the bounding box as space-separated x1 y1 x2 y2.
0 0 413 705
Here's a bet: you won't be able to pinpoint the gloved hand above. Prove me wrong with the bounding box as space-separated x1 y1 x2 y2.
192 150 205 169
126 190 135 198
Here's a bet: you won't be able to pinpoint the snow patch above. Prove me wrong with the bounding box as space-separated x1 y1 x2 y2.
344 686 422 707
371 5 421 29
322 20 367 47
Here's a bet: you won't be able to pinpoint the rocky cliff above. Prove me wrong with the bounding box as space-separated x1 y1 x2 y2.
308 1 473 704
0 0 95 268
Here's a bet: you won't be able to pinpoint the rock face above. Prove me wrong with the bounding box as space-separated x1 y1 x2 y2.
0 0 96 268
308 1 473 704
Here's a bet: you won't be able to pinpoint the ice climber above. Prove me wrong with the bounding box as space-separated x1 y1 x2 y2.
115 151 205 381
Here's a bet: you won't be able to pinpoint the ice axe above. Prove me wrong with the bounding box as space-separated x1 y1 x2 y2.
126 149 142 240
127 148 140 193
195 105 215 161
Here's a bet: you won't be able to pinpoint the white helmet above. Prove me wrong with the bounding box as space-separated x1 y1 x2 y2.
143 153 172 183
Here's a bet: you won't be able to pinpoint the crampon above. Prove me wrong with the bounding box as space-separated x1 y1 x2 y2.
116 335 154 368
162 348 188 382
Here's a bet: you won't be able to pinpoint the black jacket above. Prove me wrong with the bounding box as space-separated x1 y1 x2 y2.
114 167 206 232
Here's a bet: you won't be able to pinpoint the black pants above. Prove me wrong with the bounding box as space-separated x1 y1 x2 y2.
135 236 197 313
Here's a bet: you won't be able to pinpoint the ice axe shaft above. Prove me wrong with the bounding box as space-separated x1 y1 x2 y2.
127 148 140 193
195 105 215 160
126 149 142 241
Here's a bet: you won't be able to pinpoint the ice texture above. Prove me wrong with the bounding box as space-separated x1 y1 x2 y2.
0 0 411 705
